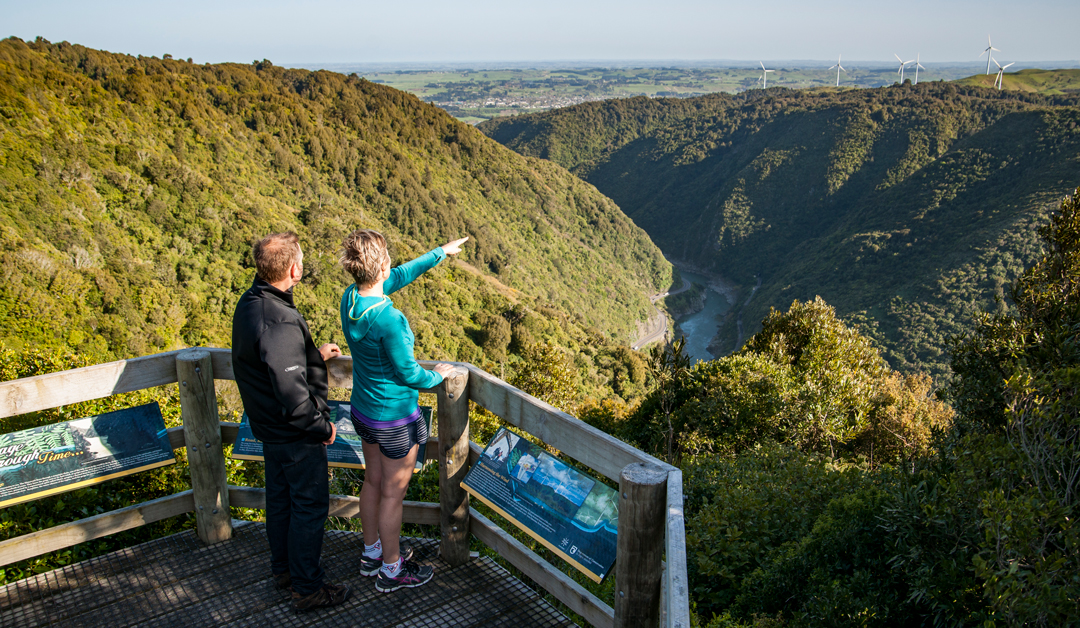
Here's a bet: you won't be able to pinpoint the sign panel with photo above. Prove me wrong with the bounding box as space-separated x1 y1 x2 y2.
0 402 176 509
232 401 431 472
462 427 618 582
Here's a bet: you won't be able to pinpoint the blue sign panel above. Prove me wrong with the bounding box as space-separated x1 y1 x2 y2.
0 402 176 508
462 427 619 582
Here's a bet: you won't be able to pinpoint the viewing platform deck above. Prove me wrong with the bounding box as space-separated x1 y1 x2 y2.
0 348 689 627
0 521 574 627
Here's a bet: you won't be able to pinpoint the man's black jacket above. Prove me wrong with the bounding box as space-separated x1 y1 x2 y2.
231 276 333 444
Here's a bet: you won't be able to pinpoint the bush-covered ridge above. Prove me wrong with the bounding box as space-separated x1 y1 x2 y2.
0 37 671 387
481 84 1080 379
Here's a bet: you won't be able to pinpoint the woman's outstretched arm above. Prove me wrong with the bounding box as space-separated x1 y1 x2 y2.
385 236 469 294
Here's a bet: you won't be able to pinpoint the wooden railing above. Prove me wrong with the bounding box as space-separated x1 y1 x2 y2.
0 348 689 628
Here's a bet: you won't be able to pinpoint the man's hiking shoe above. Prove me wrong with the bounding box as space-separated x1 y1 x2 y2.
292 583 351 612
375 560 434 593
360 544 414 577
273 571 292 589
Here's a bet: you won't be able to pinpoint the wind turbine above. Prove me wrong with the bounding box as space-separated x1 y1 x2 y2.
913 53 926 85
994 59 1015 89
829 54 847 87
758 62 775 89
895 54 914 83
980 36 1000 75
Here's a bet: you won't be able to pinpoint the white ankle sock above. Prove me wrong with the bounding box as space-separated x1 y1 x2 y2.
381 557 403 577
364 539 382 559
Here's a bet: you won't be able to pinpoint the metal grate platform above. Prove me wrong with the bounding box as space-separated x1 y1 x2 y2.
0 522 577 627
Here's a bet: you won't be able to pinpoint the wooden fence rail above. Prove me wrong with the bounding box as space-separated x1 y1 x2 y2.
0 348 689 628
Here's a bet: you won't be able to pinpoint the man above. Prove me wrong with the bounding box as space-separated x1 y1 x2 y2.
232 232 350 612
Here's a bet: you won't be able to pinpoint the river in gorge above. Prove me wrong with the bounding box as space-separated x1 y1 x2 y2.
673 269 733 364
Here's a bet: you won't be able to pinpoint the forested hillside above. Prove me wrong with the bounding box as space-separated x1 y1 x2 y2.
481 84 1080 379
0 37 671 399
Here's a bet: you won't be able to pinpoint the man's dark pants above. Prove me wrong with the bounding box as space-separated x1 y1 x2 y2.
263 440 329 596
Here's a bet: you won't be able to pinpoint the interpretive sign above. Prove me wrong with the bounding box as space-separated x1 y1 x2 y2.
462 427 619 582
0 402 176 509
232 401 431 473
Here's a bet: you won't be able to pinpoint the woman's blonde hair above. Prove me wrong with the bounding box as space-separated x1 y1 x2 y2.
340 229 389 286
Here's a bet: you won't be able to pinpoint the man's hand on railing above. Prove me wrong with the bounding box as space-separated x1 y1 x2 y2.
433 363 454 377
319 343 342 362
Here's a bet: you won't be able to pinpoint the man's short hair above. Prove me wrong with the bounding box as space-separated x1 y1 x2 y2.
340 229 388 287
253 232 300 283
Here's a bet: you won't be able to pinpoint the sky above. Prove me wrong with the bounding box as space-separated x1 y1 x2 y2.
3 0 1078 66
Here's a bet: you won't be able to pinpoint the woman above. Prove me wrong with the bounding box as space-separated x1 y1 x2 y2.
339 229 467 593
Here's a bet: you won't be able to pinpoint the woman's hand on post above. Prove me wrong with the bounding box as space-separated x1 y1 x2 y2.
433 363 454 377
440 236 469 256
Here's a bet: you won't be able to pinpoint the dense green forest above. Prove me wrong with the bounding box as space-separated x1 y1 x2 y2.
0 37 672 396
481 84 1080 380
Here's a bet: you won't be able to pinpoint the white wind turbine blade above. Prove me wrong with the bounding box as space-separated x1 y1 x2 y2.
831 55 846 86
997 63 1014 89
984 36 1001 74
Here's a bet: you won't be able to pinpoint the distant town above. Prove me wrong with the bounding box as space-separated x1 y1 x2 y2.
300 61 1080 123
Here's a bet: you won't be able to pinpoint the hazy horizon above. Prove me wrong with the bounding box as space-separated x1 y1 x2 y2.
4 0 1078 66
297 59 1080 72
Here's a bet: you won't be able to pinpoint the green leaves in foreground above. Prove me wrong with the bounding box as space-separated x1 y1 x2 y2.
675 189 1080 626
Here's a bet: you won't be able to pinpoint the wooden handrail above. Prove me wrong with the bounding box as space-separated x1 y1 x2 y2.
0 348 690 627
459 362 673 481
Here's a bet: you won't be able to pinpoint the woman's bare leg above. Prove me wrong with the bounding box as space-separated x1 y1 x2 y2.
359 440 384 547
377 443 419 564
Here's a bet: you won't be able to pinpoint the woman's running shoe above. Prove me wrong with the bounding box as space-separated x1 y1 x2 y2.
375 559 434 593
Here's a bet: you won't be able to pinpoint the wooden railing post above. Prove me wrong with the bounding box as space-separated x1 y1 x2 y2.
176 349 232 544
437 366 470 566
614 462 668 628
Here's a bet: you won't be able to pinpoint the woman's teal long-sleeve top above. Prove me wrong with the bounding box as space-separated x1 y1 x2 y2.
340 248 446 422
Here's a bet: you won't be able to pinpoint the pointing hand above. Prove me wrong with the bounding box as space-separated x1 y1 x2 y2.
440 237 469 256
